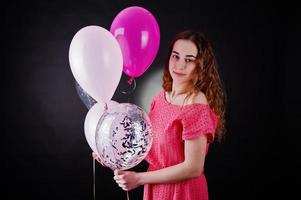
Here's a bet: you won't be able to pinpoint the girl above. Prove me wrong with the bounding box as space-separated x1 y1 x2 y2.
93 30 226 200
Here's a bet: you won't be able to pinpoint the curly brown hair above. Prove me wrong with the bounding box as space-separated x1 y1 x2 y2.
162 30 226 142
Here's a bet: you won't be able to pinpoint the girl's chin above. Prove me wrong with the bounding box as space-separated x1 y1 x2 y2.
172 78 189 84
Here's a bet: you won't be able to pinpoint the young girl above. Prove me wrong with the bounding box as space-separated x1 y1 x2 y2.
93 30 226 200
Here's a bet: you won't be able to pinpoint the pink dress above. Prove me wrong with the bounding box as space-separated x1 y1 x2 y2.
144 90 218 200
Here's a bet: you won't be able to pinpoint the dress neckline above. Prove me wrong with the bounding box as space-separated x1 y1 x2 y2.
162 90 210 108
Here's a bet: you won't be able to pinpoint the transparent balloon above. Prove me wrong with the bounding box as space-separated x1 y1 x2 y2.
95 103 152 170
75 81 97 109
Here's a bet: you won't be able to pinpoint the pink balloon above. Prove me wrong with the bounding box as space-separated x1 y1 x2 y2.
110 6 160 78
69 26 123 102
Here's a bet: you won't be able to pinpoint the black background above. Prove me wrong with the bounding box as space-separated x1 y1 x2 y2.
3 0 300 199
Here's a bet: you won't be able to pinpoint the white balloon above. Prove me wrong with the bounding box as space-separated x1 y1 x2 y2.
84 101 119 155
69 26 123 102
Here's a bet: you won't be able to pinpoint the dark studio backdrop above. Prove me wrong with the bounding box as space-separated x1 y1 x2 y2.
3 0 300 199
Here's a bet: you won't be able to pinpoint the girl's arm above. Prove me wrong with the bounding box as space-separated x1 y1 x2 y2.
114 135 207 191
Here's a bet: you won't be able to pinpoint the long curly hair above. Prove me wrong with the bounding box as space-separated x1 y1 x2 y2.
162 30 226 142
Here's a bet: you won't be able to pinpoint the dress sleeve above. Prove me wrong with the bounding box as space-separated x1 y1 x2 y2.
148 90 162 113
181 106 218 143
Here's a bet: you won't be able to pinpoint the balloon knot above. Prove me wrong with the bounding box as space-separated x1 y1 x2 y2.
104 103 108 111
127 77 135 85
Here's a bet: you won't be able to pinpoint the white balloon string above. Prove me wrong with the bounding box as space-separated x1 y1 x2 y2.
127 191 130 200
93 158 96 200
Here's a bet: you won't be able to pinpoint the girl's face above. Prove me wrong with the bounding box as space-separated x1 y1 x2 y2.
169 39 198 85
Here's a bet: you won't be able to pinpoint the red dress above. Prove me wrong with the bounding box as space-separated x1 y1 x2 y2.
144 90 218 200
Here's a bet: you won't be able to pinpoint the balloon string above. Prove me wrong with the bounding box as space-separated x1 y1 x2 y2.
127 191 130 200
93 158 96 200
121 77 136 95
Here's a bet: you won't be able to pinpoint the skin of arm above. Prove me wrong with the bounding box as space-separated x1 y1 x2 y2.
114 135 207 191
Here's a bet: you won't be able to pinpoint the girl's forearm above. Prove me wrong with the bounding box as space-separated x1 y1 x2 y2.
138 162 202 185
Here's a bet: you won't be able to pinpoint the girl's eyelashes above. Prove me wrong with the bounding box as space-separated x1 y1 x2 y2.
171 54 179 59
171 55 195 64
185 58 194 63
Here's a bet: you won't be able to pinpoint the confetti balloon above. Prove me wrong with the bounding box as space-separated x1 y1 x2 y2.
95 103 152 170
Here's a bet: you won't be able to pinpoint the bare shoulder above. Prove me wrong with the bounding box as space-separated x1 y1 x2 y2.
186 91 209 105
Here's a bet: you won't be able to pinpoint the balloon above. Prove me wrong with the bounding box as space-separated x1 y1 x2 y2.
69 26 123 103
84 101 119 156
75 81 97 109
110 6 160 78
95 103 153 170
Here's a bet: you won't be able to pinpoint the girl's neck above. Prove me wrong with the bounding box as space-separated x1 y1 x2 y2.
171 82 189 96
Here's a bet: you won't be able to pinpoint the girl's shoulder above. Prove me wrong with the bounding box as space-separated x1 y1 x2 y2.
185 91 208 106
150 89 164 104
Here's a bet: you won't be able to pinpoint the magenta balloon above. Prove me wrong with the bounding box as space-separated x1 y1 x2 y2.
110 6 160 78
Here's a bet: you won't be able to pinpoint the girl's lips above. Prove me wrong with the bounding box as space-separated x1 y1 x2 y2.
173 71 185 76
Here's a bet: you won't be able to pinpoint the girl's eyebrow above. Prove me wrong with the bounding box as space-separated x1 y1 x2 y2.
172 51 196 58
185 55 196 58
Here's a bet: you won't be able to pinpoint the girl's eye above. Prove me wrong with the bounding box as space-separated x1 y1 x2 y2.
172 55 179 59
185 59 194 63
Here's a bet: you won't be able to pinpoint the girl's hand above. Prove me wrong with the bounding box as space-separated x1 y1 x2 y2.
113 170 141 191
92 152 107 167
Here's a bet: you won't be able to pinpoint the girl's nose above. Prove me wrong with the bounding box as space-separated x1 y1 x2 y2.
175 61 185 70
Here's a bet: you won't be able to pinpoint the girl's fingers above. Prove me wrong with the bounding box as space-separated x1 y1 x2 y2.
115 179 125 184
115 174 126 181
118 170 127 175
114 175 122 181
117 182 128 191
118 182 126 187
